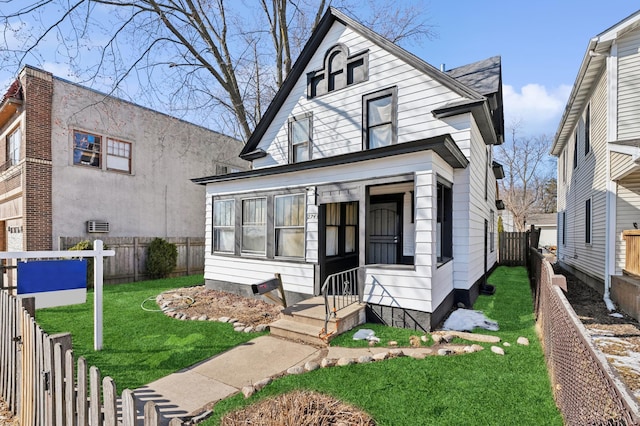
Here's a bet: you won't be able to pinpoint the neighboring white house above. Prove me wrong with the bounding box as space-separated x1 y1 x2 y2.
193 7 505 330
0 65 247 252
552 10 640 306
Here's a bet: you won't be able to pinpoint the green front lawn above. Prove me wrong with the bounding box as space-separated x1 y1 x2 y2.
206 266 562 425
35 275 264 392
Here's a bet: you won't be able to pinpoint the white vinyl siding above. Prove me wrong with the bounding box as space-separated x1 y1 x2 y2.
253 22 461 168
617 29 640 141
610 152 637 180
615 175 640 275
558 71 607 279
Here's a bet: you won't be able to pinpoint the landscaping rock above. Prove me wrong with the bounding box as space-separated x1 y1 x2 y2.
287 366 305 375
218 316 230 323
243 326 254 333
388 349 405 358
304 361 320 371
357 355 373 364
255 324 269 332
437 348 453 356
503 342 511 347
321 358 337 368
442 334 455 343
242 386 255 398
233 322 246 328
372 352 388 361
409 335 421 347
336 357 355 366
198 315 208 321
431 334 443 344
388 340 398 346
491 346 505 355
517 336 530 346
421 335 429 342
254 378 272 391
228 318 239 324
234 326 245 332
471 344 484 352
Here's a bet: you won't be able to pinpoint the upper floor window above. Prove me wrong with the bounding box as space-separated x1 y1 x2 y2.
573 131 578 169
307 44 368 98
74 131 101 168
363 87 398 149
6 127 21 167
288 113 312 163
584 104 591 155
107 138 131 173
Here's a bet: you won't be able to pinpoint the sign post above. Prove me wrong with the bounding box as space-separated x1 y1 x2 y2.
93 240 105 350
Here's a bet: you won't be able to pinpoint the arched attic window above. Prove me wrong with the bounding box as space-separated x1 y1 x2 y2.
307 44 368 98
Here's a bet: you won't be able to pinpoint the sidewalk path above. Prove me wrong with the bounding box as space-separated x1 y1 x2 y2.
132 335 322 424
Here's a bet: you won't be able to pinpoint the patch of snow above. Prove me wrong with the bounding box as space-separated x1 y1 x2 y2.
610 312 624 318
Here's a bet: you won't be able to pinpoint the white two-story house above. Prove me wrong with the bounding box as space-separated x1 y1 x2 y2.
552 10 640 320
193 7 505 330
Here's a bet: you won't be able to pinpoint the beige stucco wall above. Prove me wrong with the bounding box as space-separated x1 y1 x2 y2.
50 77 247 249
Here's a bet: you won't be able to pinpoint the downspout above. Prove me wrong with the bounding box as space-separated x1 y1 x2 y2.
603 42 617 311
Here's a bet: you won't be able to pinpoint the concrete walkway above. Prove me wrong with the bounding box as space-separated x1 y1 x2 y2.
132 335 323 424
132 335 441 424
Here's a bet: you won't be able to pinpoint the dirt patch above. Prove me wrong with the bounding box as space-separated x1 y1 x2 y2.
561 268 640 400
220 390 375 426
158 285 284 327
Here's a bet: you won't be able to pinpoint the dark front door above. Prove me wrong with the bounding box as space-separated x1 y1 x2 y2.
319 202 359 290
368 200 401 264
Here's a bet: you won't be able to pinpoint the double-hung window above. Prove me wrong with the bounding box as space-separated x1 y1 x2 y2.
289 114 312 163
585 198 592 244
106 138 131 173
242 198 267 255
73 131 102 168
363 87 397 149
584 104 591 155
275 194 305 257
7 127 21 167
213 199 235 253
437 179 453 263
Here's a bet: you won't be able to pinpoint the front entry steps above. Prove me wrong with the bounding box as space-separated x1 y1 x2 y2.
269 296 366 346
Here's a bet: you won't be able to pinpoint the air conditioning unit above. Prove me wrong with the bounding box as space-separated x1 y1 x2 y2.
86 220 110 233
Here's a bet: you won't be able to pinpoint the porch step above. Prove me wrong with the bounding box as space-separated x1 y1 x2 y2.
272 296 367 344
269 318 327 346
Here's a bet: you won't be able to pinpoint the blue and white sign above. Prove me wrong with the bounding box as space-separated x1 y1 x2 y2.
18 259 87 308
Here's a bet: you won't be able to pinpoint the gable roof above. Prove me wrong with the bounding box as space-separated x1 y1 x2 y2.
551 10 640 156
240 7 500 159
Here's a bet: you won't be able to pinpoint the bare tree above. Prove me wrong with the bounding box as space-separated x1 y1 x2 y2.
0 0 435 141
496 123 555 232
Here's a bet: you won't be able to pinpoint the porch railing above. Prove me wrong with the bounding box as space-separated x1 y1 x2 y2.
623 230 640 277
321 266 365 336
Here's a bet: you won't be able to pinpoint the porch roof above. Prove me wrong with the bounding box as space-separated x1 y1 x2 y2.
192 134 467 185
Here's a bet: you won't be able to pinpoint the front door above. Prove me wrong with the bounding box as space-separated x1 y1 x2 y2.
319 202 359 290
368 199 401 264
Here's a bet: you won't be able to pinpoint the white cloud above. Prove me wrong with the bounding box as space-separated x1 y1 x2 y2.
503 83 572 137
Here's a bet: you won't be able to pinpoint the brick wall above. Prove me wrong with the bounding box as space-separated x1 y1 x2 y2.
21 67 53 250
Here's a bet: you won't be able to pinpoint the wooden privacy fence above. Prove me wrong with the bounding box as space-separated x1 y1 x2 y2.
499 226 540 266
59 237 205 284
0 291 186 425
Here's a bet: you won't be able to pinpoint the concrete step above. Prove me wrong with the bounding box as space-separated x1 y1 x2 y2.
275 296 367 344
269 318 326 346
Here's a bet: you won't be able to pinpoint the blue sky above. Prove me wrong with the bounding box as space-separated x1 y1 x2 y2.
1 2 638 140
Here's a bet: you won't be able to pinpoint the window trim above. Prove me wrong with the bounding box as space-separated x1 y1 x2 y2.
490 210 495 252
561 211 566 246
73 130 102 169
585 198 592 245
274 193 306 259
6 126 21 167
436 176 453 265
106 137 132 173
362 86 398 150
288 113 313 163
584 103 591 156
307 44 369 98
241 197 268 256
573 131 578 170
212 198 235 254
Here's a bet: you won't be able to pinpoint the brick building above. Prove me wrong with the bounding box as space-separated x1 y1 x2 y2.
0 65 246 252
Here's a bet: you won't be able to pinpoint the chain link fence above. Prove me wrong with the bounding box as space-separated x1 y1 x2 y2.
529 249 640 425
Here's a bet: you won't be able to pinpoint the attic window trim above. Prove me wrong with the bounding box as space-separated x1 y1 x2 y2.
307 44 369 99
